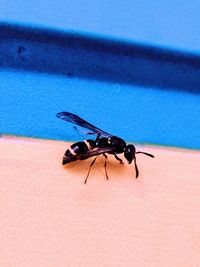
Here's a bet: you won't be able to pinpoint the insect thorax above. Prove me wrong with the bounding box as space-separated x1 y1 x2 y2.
108 136 126 153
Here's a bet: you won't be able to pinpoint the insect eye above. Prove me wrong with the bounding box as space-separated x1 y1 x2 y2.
124 145 135 163
127 145 135 153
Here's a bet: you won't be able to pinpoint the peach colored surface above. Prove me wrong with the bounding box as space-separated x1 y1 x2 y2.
1 136 200 267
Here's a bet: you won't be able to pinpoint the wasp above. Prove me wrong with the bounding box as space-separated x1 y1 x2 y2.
56 112 154 183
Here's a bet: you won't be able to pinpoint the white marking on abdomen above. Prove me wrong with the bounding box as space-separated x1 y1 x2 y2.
69 147 76 155
84 140 91 149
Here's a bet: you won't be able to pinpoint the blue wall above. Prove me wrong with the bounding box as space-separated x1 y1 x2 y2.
1 70 200 149
1 0 200 53
1 1 200 149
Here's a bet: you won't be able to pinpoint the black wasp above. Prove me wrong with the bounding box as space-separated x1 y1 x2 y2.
56 111 154 183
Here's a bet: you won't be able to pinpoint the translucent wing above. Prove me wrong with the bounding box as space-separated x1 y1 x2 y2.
76 147 115 160
56 111 113 138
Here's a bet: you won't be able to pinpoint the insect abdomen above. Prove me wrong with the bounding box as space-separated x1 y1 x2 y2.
62 141 89 165
62 149 76 165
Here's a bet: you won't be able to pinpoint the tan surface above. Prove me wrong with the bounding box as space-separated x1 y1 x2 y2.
0 136 200 267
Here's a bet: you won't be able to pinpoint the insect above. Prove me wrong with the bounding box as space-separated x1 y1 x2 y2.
56 112 154 183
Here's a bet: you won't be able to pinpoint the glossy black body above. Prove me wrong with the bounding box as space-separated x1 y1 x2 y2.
56 111 154 182
62 136 126 164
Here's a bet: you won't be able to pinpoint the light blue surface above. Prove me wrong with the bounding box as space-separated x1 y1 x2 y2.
1 0 200 54
1 70 200 149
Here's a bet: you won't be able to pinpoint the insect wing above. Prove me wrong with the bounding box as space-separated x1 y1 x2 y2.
77 147 114 160
56 112 113 137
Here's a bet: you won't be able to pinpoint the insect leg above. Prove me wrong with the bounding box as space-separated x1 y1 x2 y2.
103 153 109 180
84 156 98 184
134 158 139 178
114 153 124 164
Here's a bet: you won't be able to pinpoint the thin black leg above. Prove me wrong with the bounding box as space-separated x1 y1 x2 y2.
134 158 139 178
103 153 109 180
84 156 98 184
114 153 124 164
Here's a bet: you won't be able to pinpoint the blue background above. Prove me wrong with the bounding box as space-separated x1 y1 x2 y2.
1 1 200 149
1 0 200 53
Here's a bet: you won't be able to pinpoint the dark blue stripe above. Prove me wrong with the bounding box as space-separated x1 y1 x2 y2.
1 22 200 93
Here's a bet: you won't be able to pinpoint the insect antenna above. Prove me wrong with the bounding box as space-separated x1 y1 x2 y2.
133 151 154 178
136 151 154 158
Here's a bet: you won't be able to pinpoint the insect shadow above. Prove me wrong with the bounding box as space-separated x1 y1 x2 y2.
62 155 126 182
